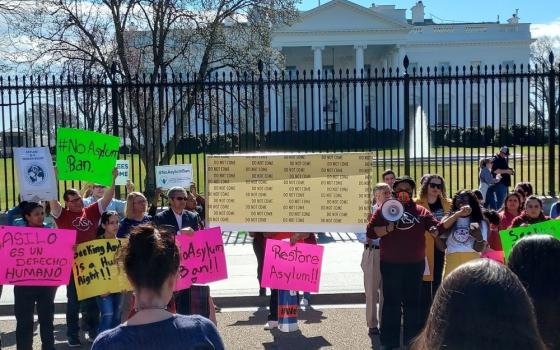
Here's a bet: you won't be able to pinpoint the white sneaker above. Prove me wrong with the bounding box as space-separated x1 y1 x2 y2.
300 298 309 309
264 320 278 330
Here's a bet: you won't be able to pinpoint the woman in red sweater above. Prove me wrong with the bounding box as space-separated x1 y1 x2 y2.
510 195 549 228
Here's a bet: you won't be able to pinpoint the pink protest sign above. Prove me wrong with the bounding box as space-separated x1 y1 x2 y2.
482 250 505 264
0 225 76 286
261 239 324 293
175 227 228 291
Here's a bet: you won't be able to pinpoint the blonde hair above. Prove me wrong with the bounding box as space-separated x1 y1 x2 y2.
125 192 147 219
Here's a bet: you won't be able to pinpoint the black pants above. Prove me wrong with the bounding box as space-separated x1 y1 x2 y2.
419 248 445 324
66 277 98 338
268 289 278 321
14 286 57 350
380 261 424 349
252 233 265 285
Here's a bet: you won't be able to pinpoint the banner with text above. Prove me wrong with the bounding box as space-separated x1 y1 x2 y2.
73 239 131 301
499 220 560 260
156 164 193 189
115 160 130 186
261 240 324 293
207 153 372 232
14 147 58 201
56 128 120 186
175 227 228 291
0 226 76 286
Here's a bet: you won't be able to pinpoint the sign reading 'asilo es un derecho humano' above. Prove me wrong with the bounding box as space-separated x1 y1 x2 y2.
0 226 76 286
56 128 120 186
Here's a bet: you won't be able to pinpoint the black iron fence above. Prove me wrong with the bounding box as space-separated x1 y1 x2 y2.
0 54 559 211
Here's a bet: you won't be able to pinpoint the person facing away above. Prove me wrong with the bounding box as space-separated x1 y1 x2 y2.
411 259 545 350
508 235 560 350
478 158 500 204
91 225 224 350
82 180 135 217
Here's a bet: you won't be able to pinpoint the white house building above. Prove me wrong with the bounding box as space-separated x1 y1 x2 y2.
268 0 533 134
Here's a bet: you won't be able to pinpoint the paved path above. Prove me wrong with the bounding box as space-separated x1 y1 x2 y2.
0 306 386 350
1 232 365 309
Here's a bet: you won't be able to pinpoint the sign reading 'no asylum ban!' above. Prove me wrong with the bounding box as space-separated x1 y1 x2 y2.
56 128 120 186
206 152 372 232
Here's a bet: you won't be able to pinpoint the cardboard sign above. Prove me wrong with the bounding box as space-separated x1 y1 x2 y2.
115 160 130 186
155 164 193 189
175 227 228 291
499 220 560 260
14 147 58 201
72 239 131 300
261 240 324 293
56 128 120 186
0 226 76 286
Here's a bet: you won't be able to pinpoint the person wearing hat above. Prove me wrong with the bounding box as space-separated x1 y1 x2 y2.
366 176 439 350
486 146 515 210
83 180 135 217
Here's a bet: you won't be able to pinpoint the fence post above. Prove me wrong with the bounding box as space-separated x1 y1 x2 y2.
548 51 556 196
258 59 266 151
110 62 121 198
403 55 411 175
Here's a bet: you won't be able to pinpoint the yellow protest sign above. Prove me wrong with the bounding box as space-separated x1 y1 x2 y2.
72 239 131 301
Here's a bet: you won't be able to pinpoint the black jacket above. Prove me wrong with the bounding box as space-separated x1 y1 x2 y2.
153 208 200 234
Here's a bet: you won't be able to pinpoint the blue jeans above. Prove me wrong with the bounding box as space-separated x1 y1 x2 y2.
96 293 123 334
486 183 508 210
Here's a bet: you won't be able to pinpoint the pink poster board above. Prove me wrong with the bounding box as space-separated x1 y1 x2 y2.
482 250 505 264
175 227 228 291
261 239 324 293
0 225 76 286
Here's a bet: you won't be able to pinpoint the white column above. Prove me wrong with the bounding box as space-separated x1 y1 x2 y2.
355 45 365 131
312 46 324 130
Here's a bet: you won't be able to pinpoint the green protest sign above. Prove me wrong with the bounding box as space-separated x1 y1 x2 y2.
499 220 560 260
56 128 120 186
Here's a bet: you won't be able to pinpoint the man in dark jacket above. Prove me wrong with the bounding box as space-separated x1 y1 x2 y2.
154 187 200 234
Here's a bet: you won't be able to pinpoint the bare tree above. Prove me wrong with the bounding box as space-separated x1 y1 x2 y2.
7 0 298 196
530 36 560 128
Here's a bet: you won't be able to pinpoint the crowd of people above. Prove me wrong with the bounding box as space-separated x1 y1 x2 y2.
1 145 560 349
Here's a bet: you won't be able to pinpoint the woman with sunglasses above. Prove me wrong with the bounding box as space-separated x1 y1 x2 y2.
510 195 550 228
435 191 489 279
415 175 451 320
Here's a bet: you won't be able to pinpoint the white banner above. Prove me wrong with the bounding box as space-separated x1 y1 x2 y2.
14 147 58 201
155 164 193 189
115 160 130 186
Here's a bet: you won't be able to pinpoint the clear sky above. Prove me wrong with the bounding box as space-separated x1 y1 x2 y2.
299 0 560 27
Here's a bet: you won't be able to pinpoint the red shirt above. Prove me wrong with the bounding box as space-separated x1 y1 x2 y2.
498 211 518 231
54 202 102 244
367 202 439 263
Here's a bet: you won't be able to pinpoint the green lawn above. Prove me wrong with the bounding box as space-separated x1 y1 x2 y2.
1 146 558 211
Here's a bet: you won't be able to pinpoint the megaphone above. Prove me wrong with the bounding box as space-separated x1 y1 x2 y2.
381 199 404 222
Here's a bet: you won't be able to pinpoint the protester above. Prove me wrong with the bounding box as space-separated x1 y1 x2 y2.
300 232 318 309
49 167 118 346
263 232 310 330
185 191 204 229
415 174 451 322
117 190 161 239
367 176 439 349
382 169 396 188
483 209 502 252
91 225 224 350
95 211 123 336
508 235 560 350
13 202 58 350
510 195 549 228
479 158 500 204
436 190 488 278
550 199 560 218
189 182 205 223
83 180 134 217
473 189 484 206
486 146 514 210
250 232 267 296
358 183 390 335
6 196 28 226
411 259 545 350
514 181 534 205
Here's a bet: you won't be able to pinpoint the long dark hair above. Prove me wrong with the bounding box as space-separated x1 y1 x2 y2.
508 235 560 350
451 190 483 223
96 210 119 237
412 259 545 350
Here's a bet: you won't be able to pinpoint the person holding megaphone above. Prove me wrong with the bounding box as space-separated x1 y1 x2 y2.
366 176 439 350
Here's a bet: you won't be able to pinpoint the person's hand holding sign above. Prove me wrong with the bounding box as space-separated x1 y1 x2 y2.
180 227 195 235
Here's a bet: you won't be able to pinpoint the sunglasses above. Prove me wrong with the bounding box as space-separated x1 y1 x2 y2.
429 183 442 189
172 197 188 201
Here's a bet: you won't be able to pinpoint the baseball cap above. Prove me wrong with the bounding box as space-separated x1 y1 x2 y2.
500 146 510 155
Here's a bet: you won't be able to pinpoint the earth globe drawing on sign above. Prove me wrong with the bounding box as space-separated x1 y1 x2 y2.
26 164 47 186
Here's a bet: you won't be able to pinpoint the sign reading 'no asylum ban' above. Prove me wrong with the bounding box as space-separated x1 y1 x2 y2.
206 153 372 232
56 128 120 186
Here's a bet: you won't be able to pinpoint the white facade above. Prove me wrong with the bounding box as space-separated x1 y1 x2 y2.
268 0 534 132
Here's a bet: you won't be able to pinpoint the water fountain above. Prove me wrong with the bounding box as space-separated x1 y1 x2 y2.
410 105 430 159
